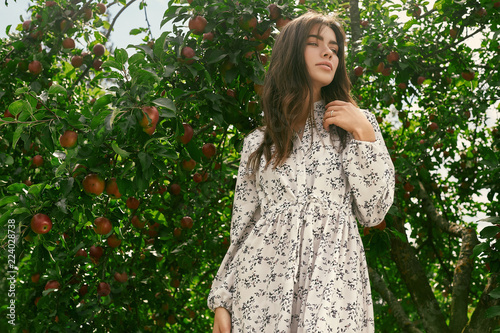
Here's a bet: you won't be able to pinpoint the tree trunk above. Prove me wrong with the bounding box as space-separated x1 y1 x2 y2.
368 266 423 333
463 273 500 333
390 217 450 333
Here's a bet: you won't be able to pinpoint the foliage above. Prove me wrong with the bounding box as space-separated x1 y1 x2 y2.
0 0 499 332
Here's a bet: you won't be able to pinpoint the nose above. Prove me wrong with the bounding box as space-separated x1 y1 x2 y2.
322 46 333 59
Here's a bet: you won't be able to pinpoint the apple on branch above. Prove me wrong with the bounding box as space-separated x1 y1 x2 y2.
31 213 52 234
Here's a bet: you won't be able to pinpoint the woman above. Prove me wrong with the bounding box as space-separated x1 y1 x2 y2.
208 11 395 333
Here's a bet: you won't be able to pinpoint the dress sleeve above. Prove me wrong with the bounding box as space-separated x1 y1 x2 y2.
207 134 261 312
341 110 395 227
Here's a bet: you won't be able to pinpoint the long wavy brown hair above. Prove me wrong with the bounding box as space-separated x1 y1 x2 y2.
248 12 357 171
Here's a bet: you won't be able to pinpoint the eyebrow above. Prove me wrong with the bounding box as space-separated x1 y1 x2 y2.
307 34 338 46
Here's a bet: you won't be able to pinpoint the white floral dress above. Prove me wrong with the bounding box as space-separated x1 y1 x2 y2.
208 101 395 332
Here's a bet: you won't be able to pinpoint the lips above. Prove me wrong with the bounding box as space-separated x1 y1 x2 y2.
316 62 333 70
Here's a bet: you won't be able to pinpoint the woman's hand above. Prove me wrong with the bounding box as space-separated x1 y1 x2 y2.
213 307 231 333
323 100 376 142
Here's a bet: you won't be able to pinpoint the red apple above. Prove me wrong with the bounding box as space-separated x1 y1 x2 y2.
89 245 104 259
276 17 291 30
140 106 159 134
360 20 369 28
105 178 122 199
93 43 105 57
126 197 140 210
170 184 181 195
181 46 195 64
28 60 42 75
429 122 439 131
45 280 60 292
179 123 194 144
114 272 128 283
22 20 32 31
83 7 93 21
131 215 146 229
75 248 87 257
181 159 196 171
354 66 363 77
461 71 475 81
450 28 458 39
59 130 78 148
31 273 41 283
252 27 271 40
107 234 122 248
79 284 88 297
32 155 44 167
181 216 193 229
397 82 407 90
203 32 214 41
374 220 386 230
93 59 103 71
31 213 52 234
239 15 257 31
387 51 399 63
404 182 415 192
62 38 75 49
83 173 105 195
96 3 107 14
268 4 281 20
193 173 203 183
71 55 83 68
97 282 110 297
417 76 426 85
202 143 216 158
94 217 112 235
188 16 207 35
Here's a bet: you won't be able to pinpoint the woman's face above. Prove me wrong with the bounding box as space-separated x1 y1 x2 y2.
304 24 339 100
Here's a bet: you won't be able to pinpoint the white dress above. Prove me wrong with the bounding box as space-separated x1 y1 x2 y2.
208 101 395 332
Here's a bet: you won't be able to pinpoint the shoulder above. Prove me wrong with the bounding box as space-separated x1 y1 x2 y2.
359 108 378 126
243 127 265 152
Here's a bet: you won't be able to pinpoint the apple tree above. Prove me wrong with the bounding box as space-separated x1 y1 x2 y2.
0 0 499 332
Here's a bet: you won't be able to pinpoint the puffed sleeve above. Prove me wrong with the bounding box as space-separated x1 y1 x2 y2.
341 110 395 227
207 133 262 312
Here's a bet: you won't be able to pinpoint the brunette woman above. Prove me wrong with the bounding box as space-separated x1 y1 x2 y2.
208 11 395 333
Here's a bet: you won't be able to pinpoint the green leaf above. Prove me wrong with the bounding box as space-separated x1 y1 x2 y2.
93 94 113 111
490 287 500 299
7 183 26 193
112 142 131 158
102 60 123 70
12 123 27 149
472 242 489 258
0 195 18 206
8 99 31 116
206 50 228 64
12 207 30 215
152 98 176 111
115 48 128 65
14 87 29 95
129 28 143 36
480 216 500 224
480 226 500 239
486 305 500 318
28 183 46 197
48 83 67 96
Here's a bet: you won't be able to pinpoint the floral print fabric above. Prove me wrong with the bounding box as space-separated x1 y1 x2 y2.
208 101 395 332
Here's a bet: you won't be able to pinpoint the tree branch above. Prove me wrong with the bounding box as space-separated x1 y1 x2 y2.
417 181 463 237
463 273 500 333
105 0 138 40
390 224 451 333
449 227 479 332
368 266 424 333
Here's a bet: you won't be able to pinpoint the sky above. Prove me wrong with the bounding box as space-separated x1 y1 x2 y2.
0 0 171 50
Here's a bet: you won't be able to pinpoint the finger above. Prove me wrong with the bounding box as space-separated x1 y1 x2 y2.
325 100 349 108
323 117 338 131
